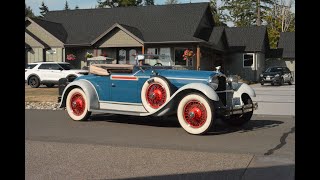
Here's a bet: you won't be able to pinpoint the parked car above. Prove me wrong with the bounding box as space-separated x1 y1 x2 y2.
25 62 89 88
58 55 258 135
260 66 293 86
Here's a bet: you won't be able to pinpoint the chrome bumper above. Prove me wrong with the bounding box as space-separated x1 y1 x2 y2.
218 102 258 116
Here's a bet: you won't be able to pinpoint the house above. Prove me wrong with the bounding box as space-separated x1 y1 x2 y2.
25 2 270 81
223 26 270 82
266 32 295 79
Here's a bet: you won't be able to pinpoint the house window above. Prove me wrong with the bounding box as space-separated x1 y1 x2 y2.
159 48 172 66
174 48 187 66
146 48 158 55
243 53 254 68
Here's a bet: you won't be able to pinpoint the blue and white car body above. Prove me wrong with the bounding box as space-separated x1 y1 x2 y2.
59 55 258 135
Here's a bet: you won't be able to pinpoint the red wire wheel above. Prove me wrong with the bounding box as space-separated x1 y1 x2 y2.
145 83 167 109
177 93 214 135
66 88 91 121
183 100 207 128
141 77 172 113
69 92 86 116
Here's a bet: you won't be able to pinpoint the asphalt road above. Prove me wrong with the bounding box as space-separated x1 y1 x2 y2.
25 110 295 179
251 84 295 116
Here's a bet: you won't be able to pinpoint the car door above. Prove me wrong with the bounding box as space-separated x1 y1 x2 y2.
109 73 138 103
37 64 51 81
47 63 66 81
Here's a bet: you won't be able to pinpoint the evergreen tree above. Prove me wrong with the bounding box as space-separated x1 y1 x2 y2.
97 0 143 8
165 0 179 4
145 0 154 5
64 1 70 10
25 3 35 17
210 0 227 26
220 0 273 27
39 1 49 17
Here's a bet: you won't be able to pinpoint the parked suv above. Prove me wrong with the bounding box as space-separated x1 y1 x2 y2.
260 66 293 86
25 62 89 88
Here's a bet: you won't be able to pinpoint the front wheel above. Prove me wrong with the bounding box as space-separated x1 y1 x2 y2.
223 94 253 127
66 88 91 121
45 83 55 88
177 93 214 135
288 78 293 85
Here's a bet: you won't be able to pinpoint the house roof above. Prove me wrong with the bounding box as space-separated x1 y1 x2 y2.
277 32 295 59
39 3 210 45
31 18 68 43
225 26 269 52
208 26 228 51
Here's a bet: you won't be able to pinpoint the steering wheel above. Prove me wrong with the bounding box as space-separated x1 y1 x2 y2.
154 63 163 66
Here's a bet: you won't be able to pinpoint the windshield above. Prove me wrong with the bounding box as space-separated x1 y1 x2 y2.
58 63 75 70
266 67 283 72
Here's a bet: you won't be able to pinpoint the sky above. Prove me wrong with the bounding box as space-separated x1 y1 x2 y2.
26 0 212 16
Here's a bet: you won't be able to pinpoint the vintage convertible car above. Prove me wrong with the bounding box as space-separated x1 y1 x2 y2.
59 55 258 135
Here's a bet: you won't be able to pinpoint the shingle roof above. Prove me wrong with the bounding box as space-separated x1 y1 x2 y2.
31 18 68 43
41 3 210 44
209 26 228 51
277 32 295 59
225 26 269 52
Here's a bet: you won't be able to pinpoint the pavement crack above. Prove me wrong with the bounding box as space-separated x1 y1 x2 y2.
240 155 255 180
264 126 295 156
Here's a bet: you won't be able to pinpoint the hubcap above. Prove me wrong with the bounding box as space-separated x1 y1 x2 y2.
70 92 85 116
146 83 167 109
183 100 207 128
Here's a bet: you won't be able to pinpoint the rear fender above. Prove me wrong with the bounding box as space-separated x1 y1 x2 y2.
59 79 99 110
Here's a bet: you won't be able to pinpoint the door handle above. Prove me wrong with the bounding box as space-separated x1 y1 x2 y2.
111 83 115 87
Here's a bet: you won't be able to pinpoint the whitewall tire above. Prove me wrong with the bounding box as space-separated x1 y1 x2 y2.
66 88 91 121
177 93 214 135
141 77 172 113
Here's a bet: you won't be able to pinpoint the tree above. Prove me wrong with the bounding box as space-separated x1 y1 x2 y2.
210 0 227 26
165 0 179 4
265 0 295 48
145 0 154 5
220 0 273 27
25 3 35 17
39 1 49 17
64 1 70 10
75 5 79 9
97 0 143 8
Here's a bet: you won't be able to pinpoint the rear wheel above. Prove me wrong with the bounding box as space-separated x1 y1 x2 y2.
177 93 214 135
66 88 91 121
223 94 253 127
260 82 264 85
141 77 172 113
28 76 40 88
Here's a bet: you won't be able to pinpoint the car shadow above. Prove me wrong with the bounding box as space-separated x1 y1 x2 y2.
205 119 284 135
89 114 283 135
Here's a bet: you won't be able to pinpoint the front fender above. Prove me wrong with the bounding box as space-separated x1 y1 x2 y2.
174 83 219 101
59 79 100 110
233 83 256 97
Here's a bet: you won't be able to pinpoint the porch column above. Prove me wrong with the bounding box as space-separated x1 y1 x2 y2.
62 48 65 62
196 45 200 70
142 45 145 54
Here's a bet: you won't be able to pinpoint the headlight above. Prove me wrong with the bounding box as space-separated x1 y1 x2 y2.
260 74 263 77
208 76 219 90
275 74 280 77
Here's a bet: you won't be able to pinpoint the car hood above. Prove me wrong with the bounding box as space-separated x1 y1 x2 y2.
155 69 221 80
262 72 282 76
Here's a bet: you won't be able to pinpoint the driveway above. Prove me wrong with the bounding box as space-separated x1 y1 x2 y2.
25 110 295 179
250 84 295 116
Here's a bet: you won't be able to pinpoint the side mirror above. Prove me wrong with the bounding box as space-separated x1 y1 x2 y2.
59 67 63 71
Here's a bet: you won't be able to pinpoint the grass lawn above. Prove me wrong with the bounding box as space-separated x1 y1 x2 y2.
25 84 59 102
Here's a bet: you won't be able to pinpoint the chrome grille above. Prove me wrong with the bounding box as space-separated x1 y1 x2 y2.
217 76 227 106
